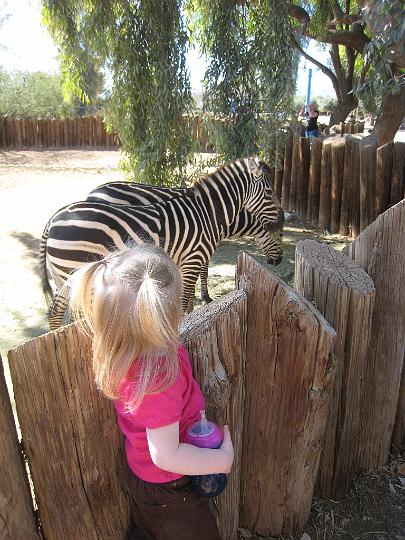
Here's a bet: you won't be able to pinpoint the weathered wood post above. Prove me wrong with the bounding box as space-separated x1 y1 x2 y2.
289 133 301 212
295 240 375 498
181 290 247 540
236 253 336 536
274 145 284 202
330 138 346 234
359 135 378 232
375 142 394 217
343 199 405 468
8 326 132 540
390 142 405 207
296 136 310 218
307 137 323 224
0 356 39 539
281 134 293 211
318 139 333 231
348 135 361 237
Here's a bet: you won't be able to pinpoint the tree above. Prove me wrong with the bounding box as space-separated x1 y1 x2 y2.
42 1 193 185
0 71 66 118
288 0 405 144
190 0 295 162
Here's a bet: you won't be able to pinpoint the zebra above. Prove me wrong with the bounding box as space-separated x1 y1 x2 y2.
40 158 284 329
84 174 284 303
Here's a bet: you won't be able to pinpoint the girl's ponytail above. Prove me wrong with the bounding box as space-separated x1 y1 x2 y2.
68 258 107 335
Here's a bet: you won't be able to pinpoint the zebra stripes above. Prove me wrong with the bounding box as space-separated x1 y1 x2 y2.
41 158 284 328
85 177 284 301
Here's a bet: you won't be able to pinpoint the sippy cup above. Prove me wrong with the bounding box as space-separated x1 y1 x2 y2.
184 410 228 497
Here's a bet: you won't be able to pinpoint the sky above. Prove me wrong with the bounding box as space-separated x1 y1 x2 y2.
1 0 335 99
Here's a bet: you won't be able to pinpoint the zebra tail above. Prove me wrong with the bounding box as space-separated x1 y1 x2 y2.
39 218 54 308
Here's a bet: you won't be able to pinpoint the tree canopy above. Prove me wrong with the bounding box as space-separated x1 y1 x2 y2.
42 0 294 184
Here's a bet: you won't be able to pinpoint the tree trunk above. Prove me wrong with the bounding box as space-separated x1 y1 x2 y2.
372 84 405 146
329 96 358 127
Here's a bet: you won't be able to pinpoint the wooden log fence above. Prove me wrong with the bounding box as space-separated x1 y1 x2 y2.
278 132 405 238
0 115 221 152
2 228 404 538
2 254 341 539
0 116 119 149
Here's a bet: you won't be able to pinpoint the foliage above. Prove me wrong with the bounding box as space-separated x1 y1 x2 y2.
357 0 405 107
0 70 71 118
189 0 296 164
42 1 193 186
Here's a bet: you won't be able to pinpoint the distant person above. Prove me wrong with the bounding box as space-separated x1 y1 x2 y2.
300 102 320 140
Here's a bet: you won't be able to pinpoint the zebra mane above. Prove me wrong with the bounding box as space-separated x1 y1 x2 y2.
189 157 252 190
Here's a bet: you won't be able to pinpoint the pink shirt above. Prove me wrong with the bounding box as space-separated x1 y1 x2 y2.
114 344 205 483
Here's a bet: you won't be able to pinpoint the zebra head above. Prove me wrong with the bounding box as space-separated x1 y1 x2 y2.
244 158 283 231
254 222 284 266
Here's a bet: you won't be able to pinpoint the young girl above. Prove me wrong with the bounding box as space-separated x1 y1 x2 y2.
69 244 234 540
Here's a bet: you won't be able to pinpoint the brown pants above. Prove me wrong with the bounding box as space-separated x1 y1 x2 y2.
129 474 221 540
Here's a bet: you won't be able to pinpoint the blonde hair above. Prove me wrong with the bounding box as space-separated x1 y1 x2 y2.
68 244 183 410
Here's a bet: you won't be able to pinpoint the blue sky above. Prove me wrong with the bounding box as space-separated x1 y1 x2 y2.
1 0 335 98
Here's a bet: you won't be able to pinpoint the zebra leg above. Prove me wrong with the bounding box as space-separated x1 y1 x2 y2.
182 271 200 314
199 263 213 304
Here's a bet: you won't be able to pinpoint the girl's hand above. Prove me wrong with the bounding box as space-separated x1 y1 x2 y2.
219 425 234 473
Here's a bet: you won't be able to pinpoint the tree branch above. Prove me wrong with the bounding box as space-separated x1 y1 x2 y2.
290 34 340 99
301 26 369 53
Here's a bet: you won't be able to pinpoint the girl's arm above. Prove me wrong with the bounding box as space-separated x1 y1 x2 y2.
146 422 234 475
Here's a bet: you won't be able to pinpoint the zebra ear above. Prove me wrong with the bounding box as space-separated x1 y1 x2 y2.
247 157 260 176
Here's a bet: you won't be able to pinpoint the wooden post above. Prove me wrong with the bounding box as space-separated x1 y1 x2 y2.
307 137 323 223
181 290 247 540
296 136 310 218
318 140 333 231
55 118 61 147
8 325 132 540
390 142 405 206
375 142 394 217
5 117 15 147
281 134 293 211
394 351 405 453
0 118 7 146
0 356 39 539
96 115 103 146
15 119 22 147
340 135 353 235
343 199 405 469
359 135 378 231
295 240 375 498
21 119 27 146
236 253 336 537
288 133 300 211
330 138 346 234
348 136 361 237
274 146 284 202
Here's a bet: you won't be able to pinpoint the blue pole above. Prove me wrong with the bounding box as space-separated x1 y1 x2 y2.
306 68 312 111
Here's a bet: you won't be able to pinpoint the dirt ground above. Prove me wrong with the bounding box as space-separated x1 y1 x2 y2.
0 148 404 539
